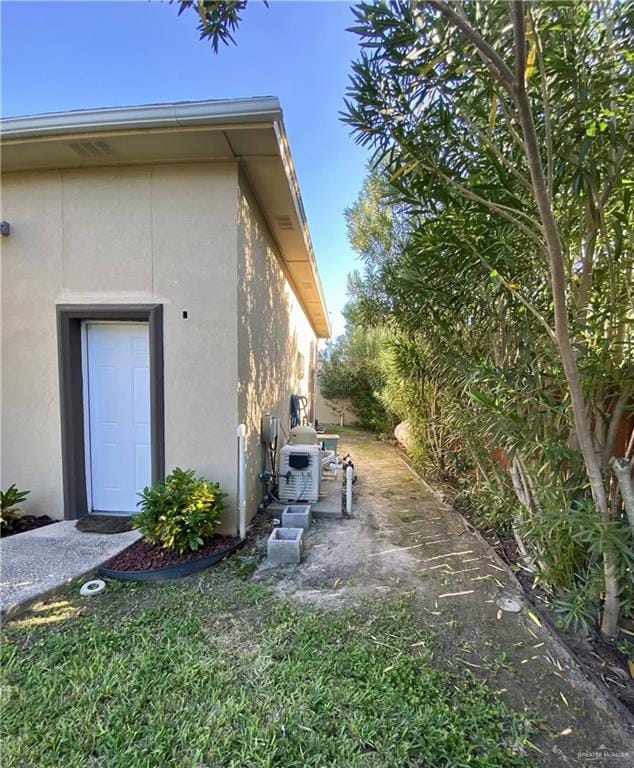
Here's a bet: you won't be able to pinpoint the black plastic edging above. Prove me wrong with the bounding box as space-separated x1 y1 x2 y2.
99 539 245 582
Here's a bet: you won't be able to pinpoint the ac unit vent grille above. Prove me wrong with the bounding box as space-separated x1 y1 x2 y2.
68 140 116 158
279 445 321 503
275 215 293 231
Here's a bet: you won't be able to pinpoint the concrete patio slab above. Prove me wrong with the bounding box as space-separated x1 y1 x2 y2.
0 521 140 617
268 468 343 521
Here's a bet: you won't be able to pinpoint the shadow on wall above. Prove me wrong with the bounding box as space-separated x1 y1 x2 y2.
237 180 317 522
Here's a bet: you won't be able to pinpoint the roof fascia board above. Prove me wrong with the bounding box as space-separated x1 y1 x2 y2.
272 122 330 336
1 98 282 140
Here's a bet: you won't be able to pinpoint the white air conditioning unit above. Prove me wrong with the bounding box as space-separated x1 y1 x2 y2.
278 444 321 503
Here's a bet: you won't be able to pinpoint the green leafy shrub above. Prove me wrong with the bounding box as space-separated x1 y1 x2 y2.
133 468 226 554
1 485 30 532
455 481 515 537
319 324 393 432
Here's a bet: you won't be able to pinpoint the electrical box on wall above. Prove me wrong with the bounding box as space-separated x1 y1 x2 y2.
260 414 279 445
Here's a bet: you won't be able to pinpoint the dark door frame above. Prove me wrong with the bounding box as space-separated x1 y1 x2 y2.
56 304 165 519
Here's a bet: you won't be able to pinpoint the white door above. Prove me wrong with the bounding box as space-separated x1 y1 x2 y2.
85 322 151 513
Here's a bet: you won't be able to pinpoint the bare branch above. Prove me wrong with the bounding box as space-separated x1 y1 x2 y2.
511 0 617 636
419 162 545 247
609 456 634 538
605 390 631 463
511 1 526 89
528 8 553 203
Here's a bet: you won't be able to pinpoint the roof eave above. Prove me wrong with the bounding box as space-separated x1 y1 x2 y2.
272 123 331 338
1 97 283 140
1 98 331 338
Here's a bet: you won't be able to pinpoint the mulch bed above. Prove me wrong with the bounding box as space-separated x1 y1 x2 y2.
0 515 56 538
243 506 275 548
105 533 242 572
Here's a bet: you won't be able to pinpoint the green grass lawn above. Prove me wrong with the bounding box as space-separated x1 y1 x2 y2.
1 560 534 768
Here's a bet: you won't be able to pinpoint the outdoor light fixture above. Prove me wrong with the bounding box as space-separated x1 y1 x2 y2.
0 221 10 236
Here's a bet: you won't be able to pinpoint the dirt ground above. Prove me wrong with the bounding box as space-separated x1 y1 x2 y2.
254 431 634 768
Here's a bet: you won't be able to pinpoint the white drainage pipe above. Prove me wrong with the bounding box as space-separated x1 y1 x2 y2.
237 423 247 540
346 464 354 516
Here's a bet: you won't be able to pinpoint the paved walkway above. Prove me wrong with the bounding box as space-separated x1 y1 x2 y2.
259 431 634 768
0 521 139 616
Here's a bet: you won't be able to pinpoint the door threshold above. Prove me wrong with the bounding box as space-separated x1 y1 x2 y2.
89 511 135 518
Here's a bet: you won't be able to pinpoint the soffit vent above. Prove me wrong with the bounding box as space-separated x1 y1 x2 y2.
302 282 312 290
275 214 293 231
68 140 116 158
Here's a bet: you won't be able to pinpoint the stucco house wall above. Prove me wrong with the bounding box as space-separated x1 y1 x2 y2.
1 162 240 527
1 98 330 535
237 173 318 520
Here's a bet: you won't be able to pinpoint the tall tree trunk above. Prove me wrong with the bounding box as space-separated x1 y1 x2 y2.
610 457 634 538
430 0 622 635
510 3 620 635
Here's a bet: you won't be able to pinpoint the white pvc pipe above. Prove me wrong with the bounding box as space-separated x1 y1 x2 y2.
237 424 247 540
346 464 354 516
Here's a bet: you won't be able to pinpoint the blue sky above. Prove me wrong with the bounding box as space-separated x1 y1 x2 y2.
1 0 369 337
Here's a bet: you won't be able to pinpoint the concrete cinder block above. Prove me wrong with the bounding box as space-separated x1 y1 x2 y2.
267 527 304 564
281 504 312 531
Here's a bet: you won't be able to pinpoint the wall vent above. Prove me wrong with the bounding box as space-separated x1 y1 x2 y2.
68 140 116 158
275 215 293 231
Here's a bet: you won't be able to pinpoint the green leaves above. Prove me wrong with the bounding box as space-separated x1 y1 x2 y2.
133 468 226 554
0 484 30 516
175 1 268 53
319 324 392 432
0 484 30 532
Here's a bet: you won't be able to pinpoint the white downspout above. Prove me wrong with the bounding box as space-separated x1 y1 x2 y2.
346 464 354 517
237 424 247 540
